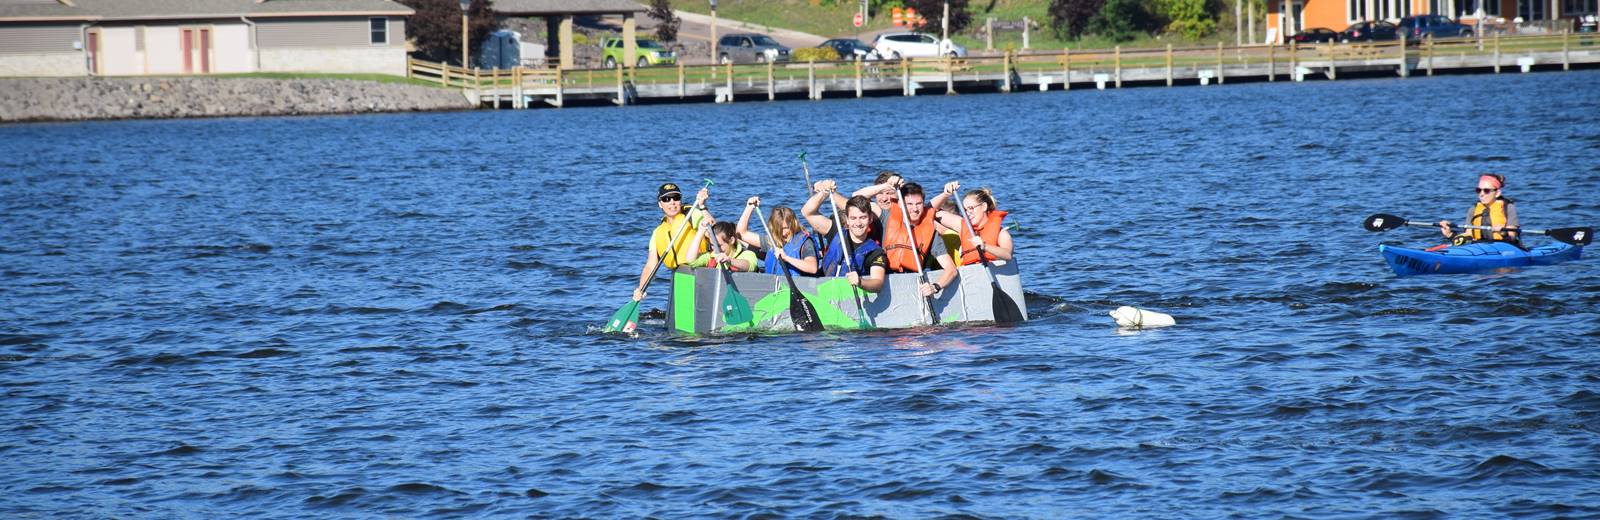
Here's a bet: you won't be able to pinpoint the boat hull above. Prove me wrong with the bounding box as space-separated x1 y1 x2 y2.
1378 242 1582 276
666 261 1028 334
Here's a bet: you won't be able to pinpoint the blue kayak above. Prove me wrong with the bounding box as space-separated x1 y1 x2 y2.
1378 242 1583 276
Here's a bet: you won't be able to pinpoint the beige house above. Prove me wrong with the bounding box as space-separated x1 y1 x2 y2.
0 0 412 77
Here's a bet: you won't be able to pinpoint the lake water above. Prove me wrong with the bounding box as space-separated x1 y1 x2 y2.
3 70 1598 518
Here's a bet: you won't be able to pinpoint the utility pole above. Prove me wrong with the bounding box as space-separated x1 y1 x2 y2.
710 0 718 63
942 1 949 42
1235 0 1243 46
460 0 470 67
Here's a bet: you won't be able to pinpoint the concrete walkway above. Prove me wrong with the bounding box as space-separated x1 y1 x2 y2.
671 10 828 49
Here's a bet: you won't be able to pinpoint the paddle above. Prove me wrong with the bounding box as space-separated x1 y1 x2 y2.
824 188 873 328
1363 213 1592 246
954 190 1025 324
893 185 938 327
703 220 756 328
753 205 824 332
603 180 708 334
800 151 815 196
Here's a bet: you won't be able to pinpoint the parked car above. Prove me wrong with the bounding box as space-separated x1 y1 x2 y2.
1340 20 1399 42
1396 15 1473 42
716 33 791 64
872 31 967 59
601 38 676 68
819 38 880 61
1288 27 1339 44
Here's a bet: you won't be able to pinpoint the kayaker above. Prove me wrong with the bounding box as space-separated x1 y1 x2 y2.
687 220 760 272
882 182 961 298
1438 173 1521 247
937 184 1014 265
632 183 710 302
802 184 888 292
734 196 819 276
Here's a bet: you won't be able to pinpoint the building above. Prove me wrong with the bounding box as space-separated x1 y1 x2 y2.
1267 0 1598 43
492 0 646 69
0 0 413 77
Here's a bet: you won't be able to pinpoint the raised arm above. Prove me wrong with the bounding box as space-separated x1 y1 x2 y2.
802 180 837 236
735 196 762 248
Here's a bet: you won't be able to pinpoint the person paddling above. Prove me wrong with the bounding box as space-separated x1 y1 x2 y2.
734 197 819 276
632 183 710 302
937 184 1014 265
803 181 888 293
882 182 960 298
687 220 760 272
1439 173 1521 247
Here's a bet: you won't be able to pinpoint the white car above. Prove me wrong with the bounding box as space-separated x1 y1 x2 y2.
872 31 967 59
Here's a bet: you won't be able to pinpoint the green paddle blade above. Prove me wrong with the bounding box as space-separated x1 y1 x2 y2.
720 284 754 326
603 300 641 333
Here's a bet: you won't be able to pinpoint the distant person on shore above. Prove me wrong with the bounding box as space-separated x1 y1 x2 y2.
632 183 710 302
937 185 1014 265
1439 173 1521 247
734 196 819 277
803 182 888 292
881 181 961 298
687 220 760 272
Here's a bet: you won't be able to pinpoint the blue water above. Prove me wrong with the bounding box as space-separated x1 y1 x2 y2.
3 70 1598 517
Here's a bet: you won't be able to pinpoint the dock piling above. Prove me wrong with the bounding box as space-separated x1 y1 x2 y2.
1493 33 1501 73
1216 42 1224 84
1399 35 1408 78
1268 43 1275 81
855 58 863 98
1166 44 1173 87
677 61 685 98
1114 46 1122 88
768 61 776 101
1062 49 1071 90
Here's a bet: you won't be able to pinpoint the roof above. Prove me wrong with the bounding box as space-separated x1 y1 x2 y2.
0 0 413 22
492 0 645 16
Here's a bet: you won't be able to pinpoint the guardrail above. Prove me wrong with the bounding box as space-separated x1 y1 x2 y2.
406 30 1599 107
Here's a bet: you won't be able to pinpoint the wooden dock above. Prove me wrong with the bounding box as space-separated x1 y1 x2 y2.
407 31 1600 109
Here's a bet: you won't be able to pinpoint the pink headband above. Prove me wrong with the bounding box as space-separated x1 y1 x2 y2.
1478 175 1502 189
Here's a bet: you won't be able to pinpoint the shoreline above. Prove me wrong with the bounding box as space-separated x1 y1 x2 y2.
0 77 473 124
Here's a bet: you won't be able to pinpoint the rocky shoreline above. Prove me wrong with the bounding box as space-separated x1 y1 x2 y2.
0 77 473 123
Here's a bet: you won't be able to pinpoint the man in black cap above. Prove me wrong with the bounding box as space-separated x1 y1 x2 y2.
633 182 710 302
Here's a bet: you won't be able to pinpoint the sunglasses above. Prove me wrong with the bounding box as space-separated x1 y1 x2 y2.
1476 187 1497 194
659 194 681 202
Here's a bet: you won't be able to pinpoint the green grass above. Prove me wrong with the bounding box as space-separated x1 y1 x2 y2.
205 72 443 88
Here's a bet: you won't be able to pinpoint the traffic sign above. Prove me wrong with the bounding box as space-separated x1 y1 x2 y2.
853 12 863 27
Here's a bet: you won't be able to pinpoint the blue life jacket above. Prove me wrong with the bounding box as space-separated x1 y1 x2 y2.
820 232 882 277
763 231 817 277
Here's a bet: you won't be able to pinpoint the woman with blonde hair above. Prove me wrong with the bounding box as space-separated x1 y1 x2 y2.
936 183 1013 265
735 196 819 276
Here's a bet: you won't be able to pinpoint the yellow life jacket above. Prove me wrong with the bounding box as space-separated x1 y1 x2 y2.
651 210 707 270
1468 198 1513 242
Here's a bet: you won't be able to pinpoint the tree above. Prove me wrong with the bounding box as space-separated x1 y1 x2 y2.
1089 0 1154 42
648 0 680 42
396 0 499 65
904 0 972 36
1048 0 1104 39
1153 0 1216 39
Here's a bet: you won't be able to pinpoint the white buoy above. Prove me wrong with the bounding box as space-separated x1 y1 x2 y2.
1110 306 1176 329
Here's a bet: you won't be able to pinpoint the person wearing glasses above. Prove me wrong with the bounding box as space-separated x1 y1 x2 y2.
1438 173 1520 247
936 184 1013 266
633 183 710 302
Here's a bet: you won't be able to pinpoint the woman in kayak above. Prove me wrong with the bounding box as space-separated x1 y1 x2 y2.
1439 173 1520 247
937 184 1014 265
734 197 819 276
687 220 760 272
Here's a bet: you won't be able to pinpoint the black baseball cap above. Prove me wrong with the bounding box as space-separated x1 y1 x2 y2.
657 183 681 200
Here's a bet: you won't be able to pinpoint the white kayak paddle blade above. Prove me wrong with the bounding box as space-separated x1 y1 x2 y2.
1110 306 1176 329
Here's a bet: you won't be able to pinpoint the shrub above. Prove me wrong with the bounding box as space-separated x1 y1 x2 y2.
1049 0 1105 40
1088 0 1154 42
793 47 841 62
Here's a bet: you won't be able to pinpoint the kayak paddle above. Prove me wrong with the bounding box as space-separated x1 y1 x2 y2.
824 189 873 328
954 190 1025 324
894 186 938 327
603 180 708 334
753 205 824 332
704 221 756 328
1363 213 1592 246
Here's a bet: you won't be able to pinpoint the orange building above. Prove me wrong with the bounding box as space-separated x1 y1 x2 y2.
1267 0 1598 42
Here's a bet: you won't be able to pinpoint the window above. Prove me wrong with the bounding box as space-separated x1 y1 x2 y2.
369 17 387 45
1563 0 1596 15
1348 0 1367 22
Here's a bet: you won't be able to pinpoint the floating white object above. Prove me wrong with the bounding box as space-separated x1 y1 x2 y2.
1038 76 1051 91
1517 56 1534 73
1198 69 1214 85
1110 306 1175 329
1093 73 1109 90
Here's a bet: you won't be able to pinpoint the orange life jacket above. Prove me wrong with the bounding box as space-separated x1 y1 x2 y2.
882 204 938 272
959 210 1007 265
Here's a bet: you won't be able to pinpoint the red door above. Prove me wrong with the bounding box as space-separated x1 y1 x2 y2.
199 29 211 73
181 29 193 73
87 32 99 74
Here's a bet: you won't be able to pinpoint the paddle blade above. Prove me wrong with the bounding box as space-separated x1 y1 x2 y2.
604 300 641 333
791 291 823 332
1547 227 1593 246
991 281 1025 324
1363 213 1408 232
721 285 754 326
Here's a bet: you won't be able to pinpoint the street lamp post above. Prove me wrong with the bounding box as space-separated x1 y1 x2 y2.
460 0 470 67
709 0 718 63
